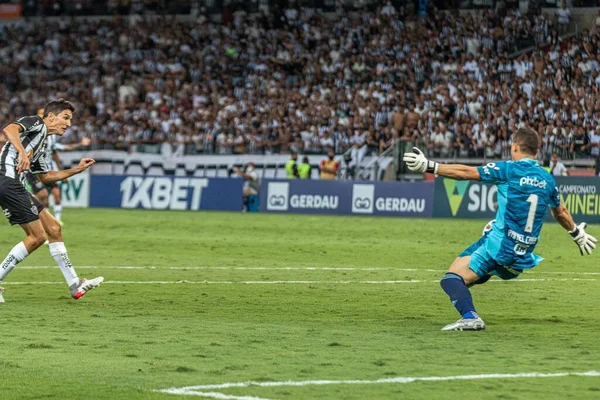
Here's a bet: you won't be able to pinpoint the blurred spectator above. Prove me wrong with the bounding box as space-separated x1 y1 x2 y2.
591 127 600 158
556 1 571 34
27 0 190 16
570 126 591 158
381 1 396 16
298 156 312 179
320 151 340 180
549 152 568 176
590 127 600 175
285 152 299 179
233 162 260 208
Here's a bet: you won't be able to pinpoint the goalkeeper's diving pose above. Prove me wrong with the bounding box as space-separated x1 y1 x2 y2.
403 127 597 331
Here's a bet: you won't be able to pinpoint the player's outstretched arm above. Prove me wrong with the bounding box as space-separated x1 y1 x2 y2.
551 204 597 256
37 158 95 184
403 147 481 181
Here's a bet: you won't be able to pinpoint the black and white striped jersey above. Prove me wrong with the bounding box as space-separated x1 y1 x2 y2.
0 116 49 181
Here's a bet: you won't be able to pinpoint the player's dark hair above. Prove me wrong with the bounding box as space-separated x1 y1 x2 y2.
512 127 539 156
43 99 75 118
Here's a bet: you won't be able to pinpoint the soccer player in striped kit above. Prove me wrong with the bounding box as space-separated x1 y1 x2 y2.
31 106 90 224
0 99 103 302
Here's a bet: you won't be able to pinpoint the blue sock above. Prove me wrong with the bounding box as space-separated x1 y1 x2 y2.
440 273 479 319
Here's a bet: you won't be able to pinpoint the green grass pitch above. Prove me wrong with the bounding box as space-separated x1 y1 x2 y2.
0 209 599 399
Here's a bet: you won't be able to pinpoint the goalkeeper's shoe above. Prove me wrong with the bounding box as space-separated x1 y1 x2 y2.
70 277 104 300
441 317 486 331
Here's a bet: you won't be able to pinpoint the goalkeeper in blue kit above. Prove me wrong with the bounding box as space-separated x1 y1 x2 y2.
403 127 597 331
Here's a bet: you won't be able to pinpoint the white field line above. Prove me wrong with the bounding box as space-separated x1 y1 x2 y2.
169 392 266 400
17 266 434 271
15 265 600 275
158 370 600 399
2 278 597 285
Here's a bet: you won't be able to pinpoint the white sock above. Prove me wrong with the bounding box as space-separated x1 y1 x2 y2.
0 242 29 282
49 242 78 287
54 204 62 221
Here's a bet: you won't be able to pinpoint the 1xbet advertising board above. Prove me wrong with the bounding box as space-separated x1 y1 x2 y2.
89 175 243 211
260 180 433 217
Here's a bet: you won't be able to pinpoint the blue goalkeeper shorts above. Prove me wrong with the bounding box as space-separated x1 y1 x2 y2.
459 235 543 280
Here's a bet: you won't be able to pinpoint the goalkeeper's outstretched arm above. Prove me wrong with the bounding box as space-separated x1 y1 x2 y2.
437 164 481 181
402 147 481 181
551 204 576 232
551 204 597 256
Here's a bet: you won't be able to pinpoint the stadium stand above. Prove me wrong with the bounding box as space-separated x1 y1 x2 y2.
0 0 599 175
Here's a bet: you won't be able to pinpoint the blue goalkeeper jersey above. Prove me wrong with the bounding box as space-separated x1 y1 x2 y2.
476 158 560 269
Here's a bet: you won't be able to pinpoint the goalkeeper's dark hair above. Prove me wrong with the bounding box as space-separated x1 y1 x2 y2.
43 99 75 118
512 127 539 156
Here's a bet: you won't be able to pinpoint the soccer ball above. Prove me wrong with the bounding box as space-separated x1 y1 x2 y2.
482 219 496 236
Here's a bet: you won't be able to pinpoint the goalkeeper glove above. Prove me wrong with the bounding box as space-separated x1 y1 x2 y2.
569 222 598 256
402 147 439 175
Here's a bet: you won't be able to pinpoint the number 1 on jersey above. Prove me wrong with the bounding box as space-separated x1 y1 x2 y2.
525 194 538 233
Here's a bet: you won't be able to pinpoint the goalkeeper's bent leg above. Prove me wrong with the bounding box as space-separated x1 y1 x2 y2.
440 273 479 319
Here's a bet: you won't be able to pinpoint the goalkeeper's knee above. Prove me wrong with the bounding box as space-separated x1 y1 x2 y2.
467 274 491 288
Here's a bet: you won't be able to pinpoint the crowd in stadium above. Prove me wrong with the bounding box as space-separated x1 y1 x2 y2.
23 0 193 17
1 2 600 162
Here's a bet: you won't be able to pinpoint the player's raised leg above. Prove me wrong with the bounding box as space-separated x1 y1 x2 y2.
0 219 47 302
36 187 49 209
28 176 51 244
440 255 486 331
39 209 103 299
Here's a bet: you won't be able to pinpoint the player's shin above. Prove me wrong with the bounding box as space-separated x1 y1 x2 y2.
49 242 78 286
440 273 479 319
0 242 29 282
